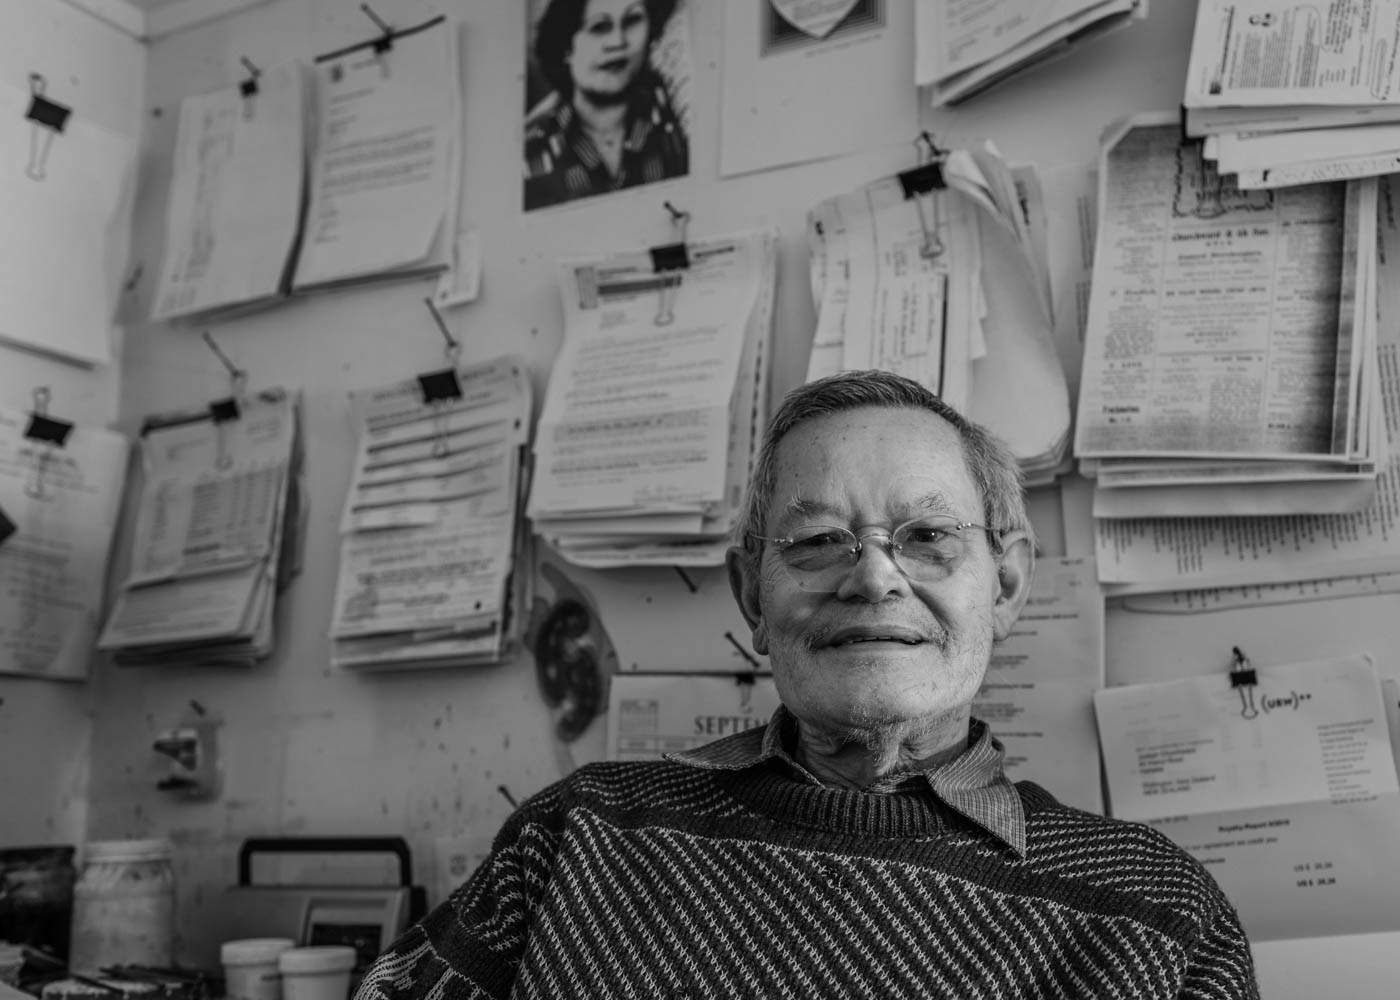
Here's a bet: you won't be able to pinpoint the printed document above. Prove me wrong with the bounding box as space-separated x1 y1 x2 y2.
331 356 532 669
0 408 128 679
607 673 781 761
1186 0 1400 108
974 556 1104 812
293 16 460 289
1096 654 1400 940
532 231 776 567
1077 116 1372 462
151 62 305 321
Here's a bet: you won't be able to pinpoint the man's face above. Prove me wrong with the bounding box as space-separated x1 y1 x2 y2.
730 406 1029 737
567 0 651 102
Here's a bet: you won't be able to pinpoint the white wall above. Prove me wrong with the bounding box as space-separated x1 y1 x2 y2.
18 0 1395 991
0 0 144 848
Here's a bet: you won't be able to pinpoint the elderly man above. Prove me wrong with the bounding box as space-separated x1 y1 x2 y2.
354 370 1259 999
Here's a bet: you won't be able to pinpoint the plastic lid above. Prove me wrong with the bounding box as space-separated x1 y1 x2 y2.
277 947 357 975
83 839 173 863
221 938 296 966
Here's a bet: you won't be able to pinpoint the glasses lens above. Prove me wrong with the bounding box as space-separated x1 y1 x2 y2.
775 517 976 592
891 516 969 571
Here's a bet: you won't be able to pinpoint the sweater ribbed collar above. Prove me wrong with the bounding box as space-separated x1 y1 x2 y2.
667 707 1026 856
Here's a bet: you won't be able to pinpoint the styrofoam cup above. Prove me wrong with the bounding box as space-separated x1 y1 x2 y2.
277 947 357 1000
221 938 296 1000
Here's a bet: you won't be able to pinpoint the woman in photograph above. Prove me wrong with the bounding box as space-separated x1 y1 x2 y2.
524 0 689 211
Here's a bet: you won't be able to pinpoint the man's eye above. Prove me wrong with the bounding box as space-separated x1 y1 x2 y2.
790 530 847 549
904 526 951 545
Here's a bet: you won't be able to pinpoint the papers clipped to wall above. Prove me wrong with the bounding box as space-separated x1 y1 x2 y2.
0 397 129 680
1075 115 1381 524
527 228 778 568
150 15 462 323
914 0 1147 107
330 355 532 671
98 388 304 667
806 140 1070 486
1184 0 1400 189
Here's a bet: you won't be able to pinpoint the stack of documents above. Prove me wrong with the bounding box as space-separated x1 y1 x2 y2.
1075 115 1381 521
1094 654 1400 941
527 228 778 568
99 389 303 667
806 142 1070 484
1184 0 1400 189
1090 172 1400 595
914 0 1146 106
149 15 462 321
292 15 462 293
150 62 307 323
330 355 532 670
0 405 129 680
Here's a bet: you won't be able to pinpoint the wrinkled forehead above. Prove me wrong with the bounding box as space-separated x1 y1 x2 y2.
768 406 980 526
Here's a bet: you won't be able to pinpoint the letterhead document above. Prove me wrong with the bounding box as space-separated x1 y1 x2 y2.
1095 654 1400 939
0 407 128 679
293 16 460 290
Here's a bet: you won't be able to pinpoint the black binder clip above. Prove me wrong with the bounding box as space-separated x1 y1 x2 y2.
1229 646 1259 719
25 73 71 181
417 298 463 457
202 330 247 425
649 201 690 325
0 505 15 547
23 387 72 501
361 3 395 54
724 631 761 670
897 132 948 259
239 57 262 119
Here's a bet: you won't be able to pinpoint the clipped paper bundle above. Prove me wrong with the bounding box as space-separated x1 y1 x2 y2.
99 388 304 667
330 355 533 670
527 228 778 568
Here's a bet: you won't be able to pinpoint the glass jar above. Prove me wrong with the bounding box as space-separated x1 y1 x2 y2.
68 839 174 975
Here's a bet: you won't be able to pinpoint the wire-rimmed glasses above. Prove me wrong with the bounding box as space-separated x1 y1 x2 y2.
750 515 997 593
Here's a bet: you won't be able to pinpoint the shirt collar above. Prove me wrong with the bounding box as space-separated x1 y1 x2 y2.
667 705 1026 856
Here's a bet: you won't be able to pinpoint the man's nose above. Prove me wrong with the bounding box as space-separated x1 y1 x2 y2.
835 533 909 600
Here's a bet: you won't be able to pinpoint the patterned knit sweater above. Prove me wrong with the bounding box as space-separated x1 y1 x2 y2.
355 756 1259 999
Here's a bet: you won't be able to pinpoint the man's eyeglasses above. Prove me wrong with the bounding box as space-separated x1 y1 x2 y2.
750 515 997 593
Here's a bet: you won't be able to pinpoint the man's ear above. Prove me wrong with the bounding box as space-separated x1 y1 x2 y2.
726 545 768 655
990 532 1034 643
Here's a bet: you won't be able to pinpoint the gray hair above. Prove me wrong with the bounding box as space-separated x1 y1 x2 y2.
736 370 1033 557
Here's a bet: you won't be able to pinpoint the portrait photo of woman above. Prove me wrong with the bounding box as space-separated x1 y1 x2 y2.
523 0 691 212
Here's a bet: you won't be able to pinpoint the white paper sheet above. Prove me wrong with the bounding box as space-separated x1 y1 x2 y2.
719 0 916 177
606 673 781 761
151 61 306 321
0 407 128 679
0 78 134 365
293 16 459 289
975 555 1104 812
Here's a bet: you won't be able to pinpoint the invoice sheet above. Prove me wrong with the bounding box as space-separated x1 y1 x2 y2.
0 409 128 679
607 673 781 761
530 232 765 517
293 16 459 287
124 390 297 586
1077 114 1368 461
151 61 305 320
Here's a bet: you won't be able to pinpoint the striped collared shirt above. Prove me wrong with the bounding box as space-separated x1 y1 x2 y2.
667 705 1027 856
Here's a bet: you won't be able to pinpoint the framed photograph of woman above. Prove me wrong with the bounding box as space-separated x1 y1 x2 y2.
523 0 693 212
